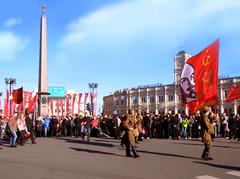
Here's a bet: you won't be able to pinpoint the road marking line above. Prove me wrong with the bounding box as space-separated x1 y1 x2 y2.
226 171 240 177
196 175 220 179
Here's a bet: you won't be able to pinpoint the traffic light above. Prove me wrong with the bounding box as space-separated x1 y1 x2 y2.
86 103 91 112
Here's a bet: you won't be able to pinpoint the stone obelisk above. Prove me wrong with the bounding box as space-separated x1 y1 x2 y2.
38 4 49 116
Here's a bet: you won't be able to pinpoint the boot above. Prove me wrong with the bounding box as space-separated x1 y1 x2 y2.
126 143 132 157
131 144 140 158
201 147 208 160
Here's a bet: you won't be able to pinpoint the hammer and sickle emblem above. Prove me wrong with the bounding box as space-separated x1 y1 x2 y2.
203 50 211 66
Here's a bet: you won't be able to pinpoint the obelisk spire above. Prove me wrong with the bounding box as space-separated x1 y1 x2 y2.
38 3 49 116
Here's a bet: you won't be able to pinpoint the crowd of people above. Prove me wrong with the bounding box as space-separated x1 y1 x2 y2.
1 107 239 159
101 111 240 142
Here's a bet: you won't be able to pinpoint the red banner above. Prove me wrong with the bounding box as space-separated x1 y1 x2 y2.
28 95 37 113
11 102 16 116
4 99 8 117
84 93 88 112
50 99 53 116
28 92 33 109
66 94 71 114
23 91 29 110
72 93 77 115
56 100 59 115
78 93 82 114
180 39 220 114
12 87 23 104
224 85 240 103
60 99 63 116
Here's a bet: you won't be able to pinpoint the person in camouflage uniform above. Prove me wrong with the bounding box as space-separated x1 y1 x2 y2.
200 106 218 160
124 109 140 158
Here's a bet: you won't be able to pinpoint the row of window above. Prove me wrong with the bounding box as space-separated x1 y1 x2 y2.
138 95 180 104
105 89 229 108
105 100 124 107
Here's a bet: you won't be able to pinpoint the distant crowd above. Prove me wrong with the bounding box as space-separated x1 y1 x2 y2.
1 110 240 148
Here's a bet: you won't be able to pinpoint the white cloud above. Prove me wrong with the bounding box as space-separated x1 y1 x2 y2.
59 0 189 49
195 0 240 17
56 0 240 65
0 31 28 62
3 18 22 27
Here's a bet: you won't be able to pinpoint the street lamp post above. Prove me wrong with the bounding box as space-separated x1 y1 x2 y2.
5 78 16 117
88 83 98 116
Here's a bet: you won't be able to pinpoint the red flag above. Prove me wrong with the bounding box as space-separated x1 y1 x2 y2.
4 99 8 117
28 92 32 108
11 103 16 116
56 100 60 115
180 39 220 114
23 91 29 110
84 93 88 112
72 93 77 115
224 85 240 103
60 99 63 117
12 87 23 104
28 95 37 113
78 93 82 114
66 94 70 114
49 99 53 116
17 102 23 113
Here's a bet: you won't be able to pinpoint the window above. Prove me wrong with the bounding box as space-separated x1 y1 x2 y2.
121 100 124 105
168 95 174 102
224 90 228 98
132 96 138 104
142 96 147 103
159 96 164 102
178 95 181 101
150 96 155 103
116 101 119 105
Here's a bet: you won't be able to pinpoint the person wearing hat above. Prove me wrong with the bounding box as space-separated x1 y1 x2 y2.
124 109 140 158
200 106 217 160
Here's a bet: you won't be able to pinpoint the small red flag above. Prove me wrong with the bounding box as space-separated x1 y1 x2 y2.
12 87 23 104
180 39 220 114
49 99 53 116
224 85 240 103
72 94 77 115
84 93 89 112
78 93 82 114
28 95 37 113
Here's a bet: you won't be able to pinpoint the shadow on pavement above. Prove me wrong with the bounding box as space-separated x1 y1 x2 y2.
193 161 240 171
94 139 120 144
70 147 123 157
137 150 201 160
174 142 240 149
56 137 115 148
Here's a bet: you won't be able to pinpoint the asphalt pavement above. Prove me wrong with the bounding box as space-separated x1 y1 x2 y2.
0 137 239 179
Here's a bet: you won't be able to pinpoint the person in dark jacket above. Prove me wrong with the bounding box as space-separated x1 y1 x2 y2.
25 113 36 144
61 117 67 137
51 116 58 137
74 114 81 137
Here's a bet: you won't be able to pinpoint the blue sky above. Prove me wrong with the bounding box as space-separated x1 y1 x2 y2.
0 0 240 108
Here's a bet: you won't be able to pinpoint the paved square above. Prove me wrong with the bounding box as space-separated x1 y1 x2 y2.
0 138 239 179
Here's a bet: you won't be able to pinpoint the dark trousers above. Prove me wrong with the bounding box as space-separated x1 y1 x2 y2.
19 130 25 145
75 127 81 137
201 144 210 158
125 140 138 157
51 127 58 137
29 131 35 144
